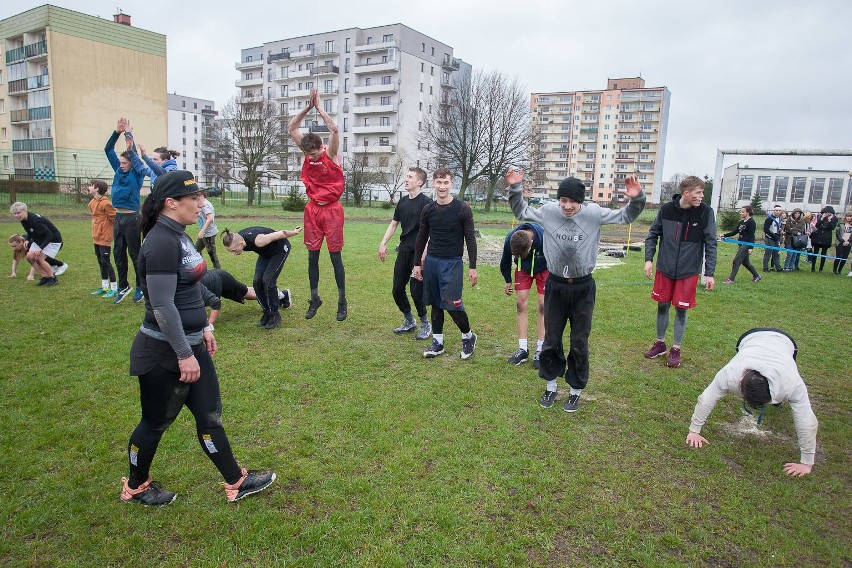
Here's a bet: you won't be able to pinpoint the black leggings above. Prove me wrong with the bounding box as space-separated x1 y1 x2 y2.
833 244 850 273
308 250 346 296
93 244 116 281
811 244 830 272
127 335 241 487
114 212 141 289
254 247 290 315
431 307 470 336
392 250 426 318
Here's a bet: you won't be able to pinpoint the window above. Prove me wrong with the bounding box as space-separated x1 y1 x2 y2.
772 176 789 202
182 126 186 132
801 177 825 204
422 42 425 52
431 47 435 55
381 96 390 105
826 178 843 205
324 100 332 113
756 176 770 200
182 101 186 108
365 77 372 86
363 117 370 126
383 34 393 42
379 137 389 146
790 177 806 202
382 76 391 85
306 43 314 51
194 103 197 109
343 117 348 132
344 78 349 93
421 62 424 72
345 58 350 73
343 137 348 152
0 99 4 113
737 175 754 200
325 40 334 53
345 38 351 53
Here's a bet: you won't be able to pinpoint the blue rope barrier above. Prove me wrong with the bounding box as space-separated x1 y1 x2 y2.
719 238 847 262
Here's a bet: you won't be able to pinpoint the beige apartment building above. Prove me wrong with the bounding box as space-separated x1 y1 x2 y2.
0 6 167 181
531 77 670 203
235 24 468 197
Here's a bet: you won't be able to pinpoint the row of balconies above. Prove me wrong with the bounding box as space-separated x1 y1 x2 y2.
12 138 53 152
5 40 47 64
353 60 399 74
10 106 51 123
8 73 50 95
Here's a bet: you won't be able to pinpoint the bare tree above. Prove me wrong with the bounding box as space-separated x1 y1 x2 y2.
208 93 285 206
479 72 531 211
422 69 488 199
342 152 383 206
660 172 690 203
525 122 548 191
374 146 410 204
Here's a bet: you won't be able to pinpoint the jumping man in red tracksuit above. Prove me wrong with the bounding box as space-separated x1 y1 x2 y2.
288 88 348 321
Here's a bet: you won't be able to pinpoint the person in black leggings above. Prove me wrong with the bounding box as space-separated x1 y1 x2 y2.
121 170 276 506
221 225 301 330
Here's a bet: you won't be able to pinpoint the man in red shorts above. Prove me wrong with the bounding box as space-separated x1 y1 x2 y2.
288 89 348 321
643 176 716 368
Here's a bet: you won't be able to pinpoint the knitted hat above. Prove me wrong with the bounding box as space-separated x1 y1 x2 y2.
152 170 200 201
557 177 585 203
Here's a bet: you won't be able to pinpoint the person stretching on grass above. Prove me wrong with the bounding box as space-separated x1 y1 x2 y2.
506 169 645 413
686 328 818 477
287 88 348 321
10 202 68 287
499 222 548 368
199 268 291 326
378 166 432 340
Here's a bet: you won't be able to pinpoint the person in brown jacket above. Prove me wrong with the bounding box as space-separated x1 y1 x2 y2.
88 180 118 297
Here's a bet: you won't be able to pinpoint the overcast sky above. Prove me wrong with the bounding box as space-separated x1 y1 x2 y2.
4 0 851 179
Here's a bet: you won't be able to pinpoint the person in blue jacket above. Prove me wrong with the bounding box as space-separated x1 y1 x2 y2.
500 222 548 368
105 117 146 304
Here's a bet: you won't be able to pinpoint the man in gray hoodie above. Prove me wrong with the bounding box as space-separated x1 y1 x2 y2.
507 169 645 412
686 328 818 477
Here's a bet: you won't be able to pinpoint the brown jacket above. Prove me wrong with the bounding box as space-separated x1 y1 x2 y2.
88 196 116 246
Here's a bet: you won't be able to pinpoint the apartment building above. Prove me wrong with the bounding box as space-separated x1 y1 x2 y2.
531 77 670 203
235 24 467 195
167 93 217 185
721 163 851 213
0 6 167 181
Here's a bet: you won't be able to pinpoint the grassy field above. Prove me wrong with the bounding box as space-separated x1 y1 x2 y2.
0 214 849 567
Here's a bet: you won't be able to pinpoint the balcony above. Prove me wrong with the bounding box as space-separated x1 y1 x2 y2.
442 55 460 71
273 73 290 82
289 68 312 79
5 39 47 64
8 78 28 94
289 47 316 60
579 127 598 133
353 82 398 95
10 106 51 123
582 96 601 104
615 158 634 163
12 138 54 152
28 74 50 90
201 108 218 117
352 103 397 114
315 47 339 57
311 64 339 76
267 52 291 64
352 124 397 134
236 59 263 70
353 144 395 153
235 77 263 87
353 60 400 74
354 39 400 53
441 77 455 88
320 87 339 95
289 88 312 98
310 124 330 133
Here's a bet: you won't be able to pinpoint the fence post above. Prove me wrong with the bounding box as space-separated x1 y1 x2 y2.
75 177 81 204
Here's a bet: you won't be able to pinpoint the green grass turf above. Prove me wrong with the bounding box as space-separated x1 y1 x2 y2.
0 215 849 566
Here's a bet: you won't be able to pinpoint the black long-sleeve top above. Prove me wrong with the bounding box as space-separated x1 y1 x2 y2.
723 217 757 248
20 212 61 249
413 198 477 268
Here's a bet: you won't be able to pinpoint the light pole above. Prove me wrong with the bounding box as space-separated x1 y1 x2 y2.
72 152 80 202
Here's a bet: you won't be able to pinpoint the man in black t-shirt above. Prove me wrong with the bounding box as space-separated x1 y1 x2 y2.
378 166 432 340
412 168 478 359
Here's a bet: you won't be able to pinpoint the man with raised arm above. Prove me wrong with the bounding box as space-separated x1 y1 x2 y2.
506 169 645 413
287 89 348 321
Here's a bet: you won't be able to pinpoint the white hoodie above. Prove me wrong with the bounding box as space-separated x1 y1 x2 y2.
689 330 819 465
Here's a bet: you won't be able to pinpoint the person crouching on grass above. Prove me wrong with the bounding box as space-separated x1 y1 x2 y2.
10 202 68 287
8 234 35 280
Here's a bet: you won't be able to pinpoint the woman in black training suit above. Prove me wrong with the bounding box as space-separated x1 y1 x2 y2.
120 170 275 506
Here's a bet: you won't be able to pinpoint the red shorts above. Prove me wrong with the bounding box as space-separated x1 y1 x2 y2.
303 200 344 252
515 269 548 295
651 273 699 309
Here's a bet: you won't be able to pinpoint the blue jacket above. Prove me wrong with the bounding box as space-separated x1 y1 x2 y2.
500 222 547 283
104 131 145 211
125 132 178 184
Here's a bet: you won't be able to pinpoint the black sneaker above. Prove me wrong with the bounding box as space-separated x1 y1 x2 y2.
43 277 59 286
224 469 276 502
508 348 529 365
539 390 557 408
563 393 580 413
394 318 417 334
264 312 281 330
305 297 322 319
279 289 291 310
336 299 348 321
533 351 541 369
257 312 270 327
36 277 50 286
423 339 445 358
121 477 176 506
460 333 477 359
415 322 431 340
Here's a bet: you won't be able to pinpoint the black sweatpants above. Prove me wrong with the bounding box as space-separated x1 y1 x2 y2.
94 244 116 282
114 212 141 289
127 333 242 486
539 274 596 390
729 245 759 280
811 244 830 272
254 246 290 316
392 249 426 318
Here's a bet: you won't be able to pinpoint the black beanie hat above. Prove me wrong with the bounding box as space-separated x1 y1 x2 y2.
152 170 200 201
557 177 585 203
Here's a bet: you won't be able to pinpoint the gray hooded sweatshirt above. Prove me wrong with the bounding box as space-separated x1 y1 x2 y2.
688 330 818 465
508 183 646 279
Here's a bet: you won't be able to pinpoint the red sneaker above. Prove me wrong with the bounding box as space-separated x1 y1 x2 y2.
644 340 667 359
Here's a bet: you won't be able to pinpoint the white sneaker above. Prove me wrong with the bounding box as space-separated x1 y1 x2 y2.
54 263 69 276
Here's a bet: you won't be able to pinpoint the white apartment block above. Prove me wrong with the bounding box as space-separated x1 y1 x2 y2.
235 24 466 196
721 163 851 213
531 77 670 203
167 93 216 185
